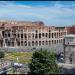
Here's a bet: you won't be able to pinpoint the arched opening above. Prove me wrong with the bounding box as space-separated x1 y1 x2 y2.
32 41 34 46
35 41 38 46
24 41 27 46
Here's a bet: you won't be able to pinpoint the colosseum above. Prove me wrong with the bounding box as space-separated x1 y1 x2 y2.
0 20 67 52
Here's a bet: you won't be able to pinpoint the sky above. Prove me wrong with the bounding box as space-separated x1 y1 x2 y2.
0 1 75 26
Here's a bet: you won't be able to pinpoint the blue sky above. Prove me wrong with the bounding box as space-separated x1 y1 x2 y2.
0 1 75 26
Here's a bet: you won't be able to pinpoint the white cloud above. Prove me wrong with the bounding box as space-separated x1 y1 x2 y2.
0 1 75 26
0 1 32 8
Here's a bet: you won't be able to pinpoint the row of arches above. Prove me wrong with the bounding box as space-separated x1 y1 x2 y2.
4 31 67 39
4 39 63 47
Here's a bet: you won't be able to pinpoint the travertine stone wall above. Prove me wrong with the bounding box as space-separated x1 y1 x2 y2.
0 20 67 52
64 35 75 64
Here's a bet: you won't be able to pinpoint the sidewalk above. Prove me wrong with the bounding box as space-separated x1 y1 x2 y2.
58 63 75 69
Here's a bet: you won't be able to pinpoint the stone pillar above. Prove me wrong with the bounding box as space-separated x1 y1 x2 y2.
3 38 6 47
20 32 21 46
14 39 17 47
23 29 24 46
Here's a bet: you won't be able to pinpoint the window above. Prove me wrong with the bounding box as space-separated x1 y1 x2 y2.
8 41 10 46
24 33 27 38
12 42 14 46
55 40 56 44
61 33 62 36
32 41 34 46
28 41 30 46
57 40 58 44
35 34 38 39
39 33 41 38
46 33 47 37
52 33 53 38
52 40 54 44
39 41 41 46
25 41 27 46
46 41 48 45
21 41 23 46
14 34 16 37
5 34 7 37
42 33 44 37
55 33 56 38
57 33 58 38
49 40 51 45
42 41 44 45
32 33 34 38
49 33 50 38
35 30 38 33
21 34 23 38
59 33 60 37
18 34 19 38
8 33 10 37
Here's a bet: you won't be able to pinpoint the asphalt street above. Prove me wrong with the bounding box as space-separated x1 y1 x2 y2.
58 63 75 74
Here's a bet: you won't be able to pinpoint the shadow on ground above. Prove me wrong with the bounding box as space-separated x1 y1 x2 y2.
63 68 75 74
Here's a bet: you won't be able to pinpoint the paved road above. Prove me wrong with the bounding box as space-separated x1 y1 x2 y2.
58 63 75 74
58 63 75 68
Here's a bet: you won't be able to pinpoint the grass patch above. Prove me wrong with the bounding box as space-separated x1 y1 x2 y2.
4 52 33 64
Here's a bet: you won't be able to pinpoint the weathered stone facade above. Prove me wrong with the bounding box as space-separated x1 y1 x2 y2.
64 35 75 64
0 20 67 52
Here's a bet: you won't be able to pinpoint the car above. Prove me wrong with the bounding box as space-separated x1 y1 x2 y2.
12 63 23 68
14 63 22 66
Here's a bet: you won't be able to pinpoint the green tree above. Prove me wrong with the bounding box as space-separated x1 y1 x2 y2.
29 49 61 74
0 51 5 59
0 51 5 67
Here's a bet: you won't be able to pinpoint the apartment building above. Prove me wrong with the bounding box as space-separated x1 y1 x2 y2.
0 21 67 52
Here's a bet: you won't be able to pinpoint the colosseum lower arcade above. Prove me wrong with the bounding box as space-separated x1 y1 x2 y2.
0 21 67 52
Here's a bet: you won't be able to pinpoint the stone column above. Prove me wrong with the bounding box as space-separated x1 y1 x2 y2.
20 32 21 47
23 29 24 46
3 38 6 47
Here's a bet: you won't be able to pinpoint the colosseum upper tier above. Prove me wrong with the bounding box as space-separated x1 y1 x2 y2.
0 20 67 51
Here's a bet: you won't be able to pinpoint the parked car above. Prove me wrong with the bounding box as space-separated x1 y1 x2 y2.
12 62 23 68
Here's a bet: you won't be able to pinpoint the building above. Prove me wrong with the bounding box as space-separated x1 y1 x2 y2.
0 20 67 52
67 25 75 34
64 34 75 64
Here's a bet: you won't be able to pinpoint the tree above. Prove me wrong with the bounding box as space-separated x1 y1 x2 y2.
0 51 5 67
0 51 5 59
29 49 61 74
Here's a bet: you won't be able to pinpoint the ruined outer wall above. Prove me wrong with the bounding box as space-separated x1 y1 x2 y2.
0 20 67 52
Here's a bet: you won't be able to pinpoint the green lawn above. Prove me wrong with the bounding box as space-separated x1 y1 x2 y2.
4 52 33 64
